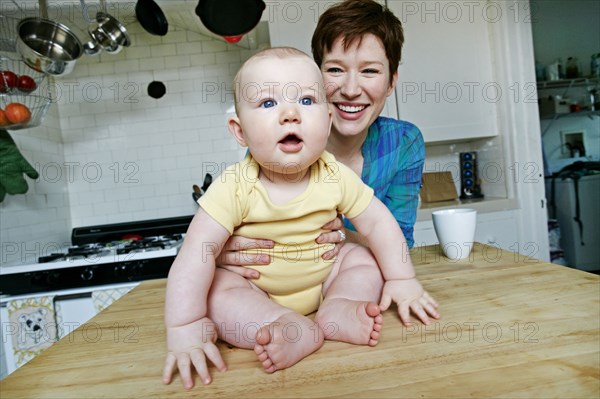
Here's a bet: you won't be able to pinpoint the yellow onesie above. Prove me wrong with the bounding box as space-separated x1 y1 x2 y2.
198 151 374 315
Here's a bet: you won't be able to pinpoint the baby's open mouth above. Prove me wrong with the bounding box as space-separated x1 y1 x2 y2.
279 134 302 145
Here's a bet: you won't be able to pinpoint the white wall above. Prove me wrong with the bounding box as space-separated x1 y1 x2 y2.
0 105 72 266
58 23 251 228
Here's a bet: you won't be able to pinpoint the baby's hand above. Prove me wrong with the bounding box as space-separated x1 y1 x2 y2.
379 278 440 326
162 317 226 389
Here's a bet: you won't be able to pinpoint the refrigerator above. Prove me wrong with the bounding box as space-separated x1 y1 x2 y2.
546 173 600 271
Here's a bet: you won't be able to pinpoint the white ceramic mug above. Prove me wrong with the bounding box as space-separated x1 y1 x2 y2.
432 208 477 260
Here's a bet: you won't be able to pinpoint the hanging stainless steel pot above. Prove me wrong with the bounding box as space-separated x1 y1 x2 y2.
16 18 84 76
87 12 132 54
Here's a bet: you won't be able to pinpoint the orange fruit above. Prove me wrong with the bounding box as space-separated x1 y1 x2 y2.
0 108 10 126
5 102 32 124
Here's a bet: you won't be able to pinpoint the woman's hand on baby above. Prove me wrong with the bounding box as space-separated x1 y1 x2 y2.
163 317 226 389
316 214 346 260
379 279 440 326
215 236 275 279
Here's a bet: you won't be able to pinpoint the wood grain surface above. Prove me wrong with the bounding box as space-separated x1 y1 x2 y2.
1 244 598 398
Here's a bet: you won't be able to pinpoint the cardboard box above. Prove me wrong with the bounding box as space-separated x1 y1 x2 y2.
420 172 458 203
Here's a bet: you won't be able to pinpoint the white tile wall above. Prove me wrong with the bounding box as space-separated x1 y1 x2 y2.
0 103 71 266
1 2 266 266
59 23 261 227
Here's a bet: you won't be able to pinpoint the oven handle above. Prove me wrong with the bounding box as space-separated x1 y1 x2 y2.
0 282 139 307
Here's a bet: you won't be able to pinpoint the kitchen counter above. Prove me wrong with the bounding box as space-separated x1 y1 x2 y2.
1 244 598 398
416 197 518 221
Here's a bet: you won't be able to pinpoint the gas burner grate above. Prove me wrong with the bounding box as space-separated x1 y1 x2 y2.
115 235 183 255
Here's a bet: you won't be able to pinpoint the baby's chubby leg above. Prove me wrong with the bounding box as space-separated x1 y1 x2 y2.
315 244 384 346
207 269 324 372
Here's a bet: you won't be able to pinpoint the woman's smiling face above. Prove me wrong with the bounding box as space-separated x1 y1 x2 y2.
321 33 398 138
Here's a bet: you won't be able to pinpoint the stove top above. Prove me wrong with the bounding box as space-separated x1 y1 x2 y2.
0 216 193 296
36 234 183 265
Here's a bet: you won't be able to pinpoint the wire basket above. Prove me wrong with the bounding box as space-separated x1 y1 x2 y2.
0 56 47 95
0 14 19 52
0 93 52 130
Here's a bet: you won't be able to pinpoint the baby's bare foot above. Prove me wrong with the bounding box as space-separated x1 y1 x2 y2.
316 299 383 346
253 312 324 373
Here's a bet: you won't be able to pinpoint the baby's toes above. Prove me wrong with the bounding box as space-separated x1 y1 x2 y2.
257 350 269 363
261 357 275 371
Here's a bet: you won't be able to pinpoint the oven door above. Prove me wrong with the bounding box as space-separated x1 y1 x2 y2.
0 282 138 379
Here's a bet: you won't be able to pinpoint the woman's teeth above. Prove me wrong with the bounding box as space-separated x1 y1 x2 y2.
337 104 366 113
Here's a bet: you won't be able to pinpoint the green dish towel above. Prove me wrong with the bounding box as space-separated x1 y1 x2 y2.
0 129 39 202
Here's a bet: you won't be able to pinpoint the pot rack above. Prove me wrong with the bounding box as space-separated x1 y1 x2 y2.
0 0 125 54
0 0 119 130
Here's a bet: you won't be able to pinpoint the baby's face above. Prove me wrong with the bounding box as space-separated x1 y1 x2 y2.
232 55 332 177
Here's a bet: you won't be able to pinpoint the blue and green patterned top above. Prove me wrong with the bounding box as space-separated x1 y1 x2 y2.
343 116 425 249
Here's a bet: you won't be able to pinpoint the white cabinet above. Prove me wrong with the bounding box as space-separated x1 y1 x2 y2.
387 1 498 142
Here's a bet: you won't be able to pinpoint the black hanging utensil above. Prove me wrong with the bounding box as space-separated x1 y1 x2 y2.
201 172 213 192
192 173 213 203
195 0 265 40
136 0 168 36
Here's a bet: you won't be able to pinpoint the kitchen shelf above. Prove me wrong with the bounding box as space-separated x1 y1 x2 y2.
541 110 600 121
540 110 600 137
537 78 599 136
537 77 599 90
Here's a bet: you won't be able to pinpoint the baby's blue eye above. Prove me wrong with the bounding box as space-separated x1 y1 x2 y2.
300 97 313 105
262 99 276 108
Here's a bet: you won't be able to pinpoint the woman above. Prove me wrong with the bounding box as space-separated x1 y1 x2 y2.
217 0 424 277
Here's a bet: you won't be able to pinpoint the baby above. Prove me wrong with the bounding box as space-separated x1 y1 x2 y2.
162 47 439 389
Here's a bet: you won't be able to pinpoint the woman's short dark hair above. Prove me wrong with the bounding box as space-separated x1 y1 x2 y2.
311 0 404 81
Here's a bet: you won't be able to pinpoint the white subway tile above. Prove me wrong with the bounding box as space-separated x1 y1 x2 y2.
128 185 156 199
216 52 241 64
151 44 178 58
176 42 204 55
125 45 152 60
201 41 228 53
92 200 119 216
163 30 188 44
162 143 188 158
189 53 217 66
165 54 192 69
139 57 166 72
88 62 116 76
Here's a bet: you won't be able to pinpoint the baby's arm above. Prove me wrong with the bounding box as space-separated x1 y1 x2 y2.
350 197 440 326
162 208 232 388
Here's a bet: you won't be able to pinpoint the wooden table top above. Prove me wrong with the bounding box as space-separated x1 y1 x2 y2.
1 243 599 398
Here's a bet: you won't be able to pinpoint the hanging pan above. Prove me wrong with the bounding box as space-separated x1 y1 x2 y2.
135 0 168 36
195 0 265 43
16 18 84 76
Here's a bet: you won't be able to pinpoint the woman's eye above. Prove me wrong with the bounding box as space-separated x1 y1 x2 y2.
300 97 313 105
363 68 379 74
261 99 276 108
326 67 343 74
